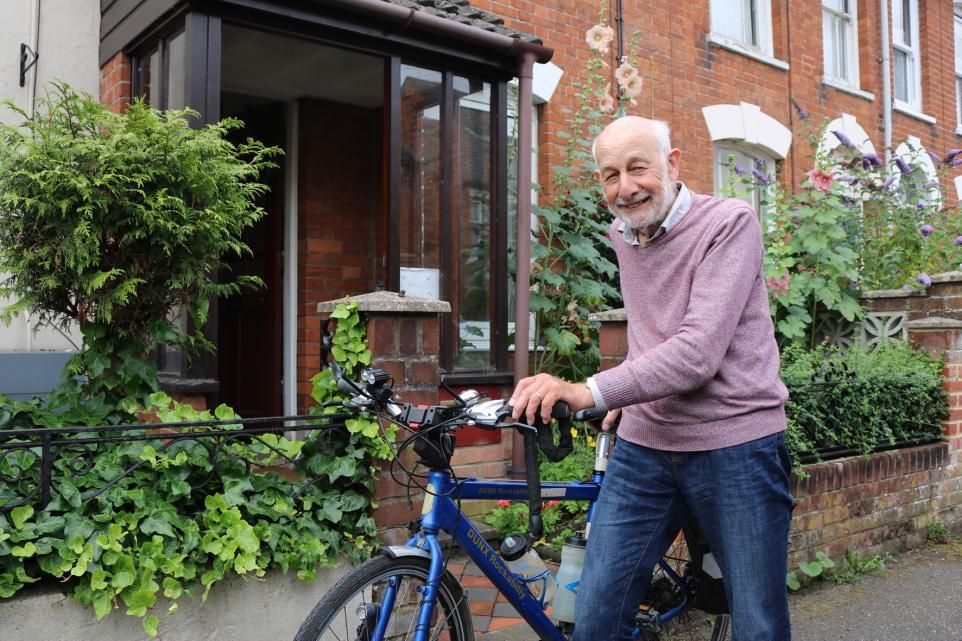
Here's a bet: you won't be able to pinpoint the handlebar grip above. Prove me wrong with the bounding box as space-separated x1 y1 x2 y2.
573 406 606 422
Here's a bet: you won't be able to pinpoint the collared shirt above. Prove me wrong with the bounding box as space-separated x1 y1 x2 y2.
617 181 693 246
586 181 693 411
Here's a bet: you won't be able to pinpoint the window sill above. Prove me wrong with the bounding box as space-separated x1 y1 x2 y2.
955 126 962 137
440 370 515 386
707 33 789 71
894 102 936 125
821 77 874 101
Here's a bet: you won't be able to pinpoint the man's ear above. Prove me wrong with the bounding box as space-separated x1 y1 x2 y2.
594 168 602 184
667 148 681 181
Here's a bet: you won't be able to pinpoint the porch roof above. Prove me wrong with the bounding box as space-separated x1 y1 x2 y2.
383 0 542 44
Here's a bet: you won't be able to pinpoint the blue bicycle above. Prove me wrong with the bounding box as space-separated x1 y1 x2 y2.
293 367 731 641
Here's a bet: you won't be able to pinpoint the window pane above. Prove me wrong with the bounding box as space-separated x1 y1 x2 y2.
955 15 962 74
823 12 838 77
713 0 748 42
166 30 187 109
835 17 848 79
399 65 442 296
894 50 908 101
138 47 160 105
455 79 491 369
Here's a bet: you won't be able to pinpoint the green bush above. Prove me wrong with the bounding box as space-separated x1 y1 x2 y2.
782 342 947 462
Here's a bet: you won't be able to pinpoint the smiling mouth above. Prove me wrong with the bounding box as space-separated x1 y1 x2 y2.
623 195 651 209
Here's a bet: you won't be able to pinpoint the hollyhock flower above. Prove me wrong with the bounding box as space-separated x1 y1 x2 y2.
615 61 640 88
895 157 912 174
832 130 855 148
599 90 616 114
544 500 561 508
808 168 834 192
955 235 962 246
496 499 511 508
921 224 934 236
621 74 644 101
586 25 615 53
917 273 933 287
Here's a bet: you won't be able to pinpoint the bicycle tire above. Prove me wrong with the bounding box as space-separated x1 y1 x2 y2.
293 555 475 641
643 535 731 641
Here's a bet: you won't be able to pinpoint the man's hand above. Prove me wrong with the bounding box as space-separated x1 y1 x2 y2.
600 408 621 432
509 373 595 425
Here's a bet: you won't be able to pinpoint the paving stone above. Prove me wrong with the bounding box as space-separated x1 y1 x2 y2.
466 587 498 602
492 602 521 617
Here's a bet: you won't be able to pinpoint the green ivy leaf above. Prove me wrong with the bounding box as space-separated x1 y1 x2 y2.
10 505 33 529
143 614 160 637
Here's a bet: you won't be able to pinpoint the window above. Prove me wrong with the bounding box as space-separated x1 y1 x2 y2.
892 0 921 109
398 65 510 373
133 28 187 109
892 137 941 211
955 11 962 128
713 145 776 224
823 0 859 86
711 0 773 55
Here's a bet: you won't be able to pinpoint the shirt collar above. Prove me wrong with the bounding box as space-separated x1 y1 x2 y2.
617 182 692 247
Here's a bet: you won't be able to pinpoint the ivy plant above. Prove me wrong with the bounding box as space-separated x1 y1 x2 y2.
0 302 391 637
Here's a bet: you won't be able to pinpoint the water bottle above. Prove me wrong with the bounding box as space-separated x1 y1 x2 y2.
552 535 586 623
500 534 556 608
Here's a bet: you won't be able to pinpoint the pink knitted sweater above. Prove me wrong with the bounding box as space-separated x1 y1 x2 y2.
593 193 788 451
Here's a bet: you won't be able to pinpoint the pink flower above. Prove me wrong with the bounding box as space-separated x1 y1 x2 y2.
767 273 791 299
808 169 835 192
586 25 615 53
621 75 644 101
615 62 640 89
544 500 561 508
599 85 616 114
496 500 511 508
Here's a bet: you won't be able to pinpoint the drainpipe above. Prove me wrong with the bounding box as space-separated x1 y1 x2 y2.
510 50 537 478
880 0 892 162
27 0 41 118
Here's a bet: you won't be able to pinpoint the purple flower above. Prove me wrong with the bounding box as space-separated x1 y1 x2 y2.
917 273 933 287
751 168 770 185
928 151 941 163
921 224 934 236
879 176 896 189
863 152 882 167
952 157 962 167
902 284 912 290
846 176 860 185
924 181 939 188
734 165 746 176
944 149 962 164
754 158 767 171
955 235 962 246
832 130 855 148
917 200 927 210
796 106 809 120
895 157 912 174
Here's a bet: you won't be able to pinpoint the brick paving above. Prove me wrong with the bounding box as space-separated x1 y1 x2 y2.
445 557 538 636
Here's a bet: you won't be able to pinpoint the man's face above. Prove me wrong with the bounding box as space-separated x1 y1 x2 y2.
594 125 680 231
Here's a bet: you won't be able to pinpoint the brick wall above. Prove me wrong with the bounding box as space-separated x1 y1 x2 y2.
472 0 962 204
99 52 131 114
297 100 382 412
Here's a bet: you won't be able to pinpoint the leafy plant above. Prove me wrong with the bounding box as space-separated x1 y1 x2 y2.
787 548 887 591
927 516 955 544
781 342 946 462
0 302 389 637
0 82 280 407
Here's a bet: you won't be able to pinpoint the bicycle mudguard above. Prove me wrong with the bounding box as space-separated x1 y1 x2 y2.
379 545 431 561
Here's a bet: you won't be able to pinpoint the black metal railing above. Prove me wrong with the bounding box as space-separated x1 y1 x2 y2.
0 413 350 513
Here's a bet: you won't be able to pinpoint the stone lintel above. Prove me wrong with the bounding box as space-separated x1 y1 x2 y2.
862 288 926 299
317 291 451 314
930 271 962 284
905 317 962 331
588 308 627 322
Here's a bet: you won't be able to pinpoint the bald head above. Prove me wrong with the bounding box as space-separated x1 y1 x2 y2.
592 117 672 167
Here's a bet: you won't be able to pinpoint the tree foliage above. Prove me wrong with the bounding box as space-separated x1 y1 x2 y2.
0 82 280 404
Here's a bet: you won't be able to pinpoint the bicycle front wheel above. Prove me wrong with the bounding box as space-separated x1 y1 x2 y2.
294 555 475 641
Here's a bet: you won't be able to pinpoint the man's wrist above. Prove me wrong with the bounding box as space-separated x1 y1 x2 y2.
585 376 608 412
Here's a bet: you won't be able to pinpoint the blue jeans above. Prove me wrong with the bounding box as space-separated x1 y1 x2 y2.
574 433 794 641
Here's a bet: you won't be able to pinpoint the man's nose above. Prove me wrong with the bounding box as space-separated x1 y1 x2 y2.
618 173 638 199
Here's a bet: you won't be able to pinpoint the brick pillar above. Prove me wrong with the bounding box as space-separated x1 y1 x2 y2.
317 291 450 544
99 52 132 113
906 316 962 528
590 309 627 372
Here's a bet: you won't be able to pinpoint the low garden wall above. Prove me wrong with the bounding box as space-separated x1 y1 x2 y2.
0 565 342 641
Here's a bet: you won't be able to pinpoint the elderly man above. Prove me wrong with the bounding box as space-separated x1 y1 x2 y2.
510 116 793 641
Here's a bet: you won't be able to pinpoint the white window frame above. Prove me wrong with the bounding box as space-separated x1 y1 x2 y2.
892 0 922 110
823 0 860 87
892 137 942 211
710 0 774 56
954 9 962 130
712 144 776 225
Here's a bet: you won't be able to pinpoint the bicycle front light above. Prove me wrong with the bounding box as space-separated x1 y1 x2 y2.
360 367 391 386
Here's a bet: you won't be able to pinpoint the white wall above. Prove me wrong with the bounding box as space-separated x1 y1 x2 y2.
0 0 99 352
